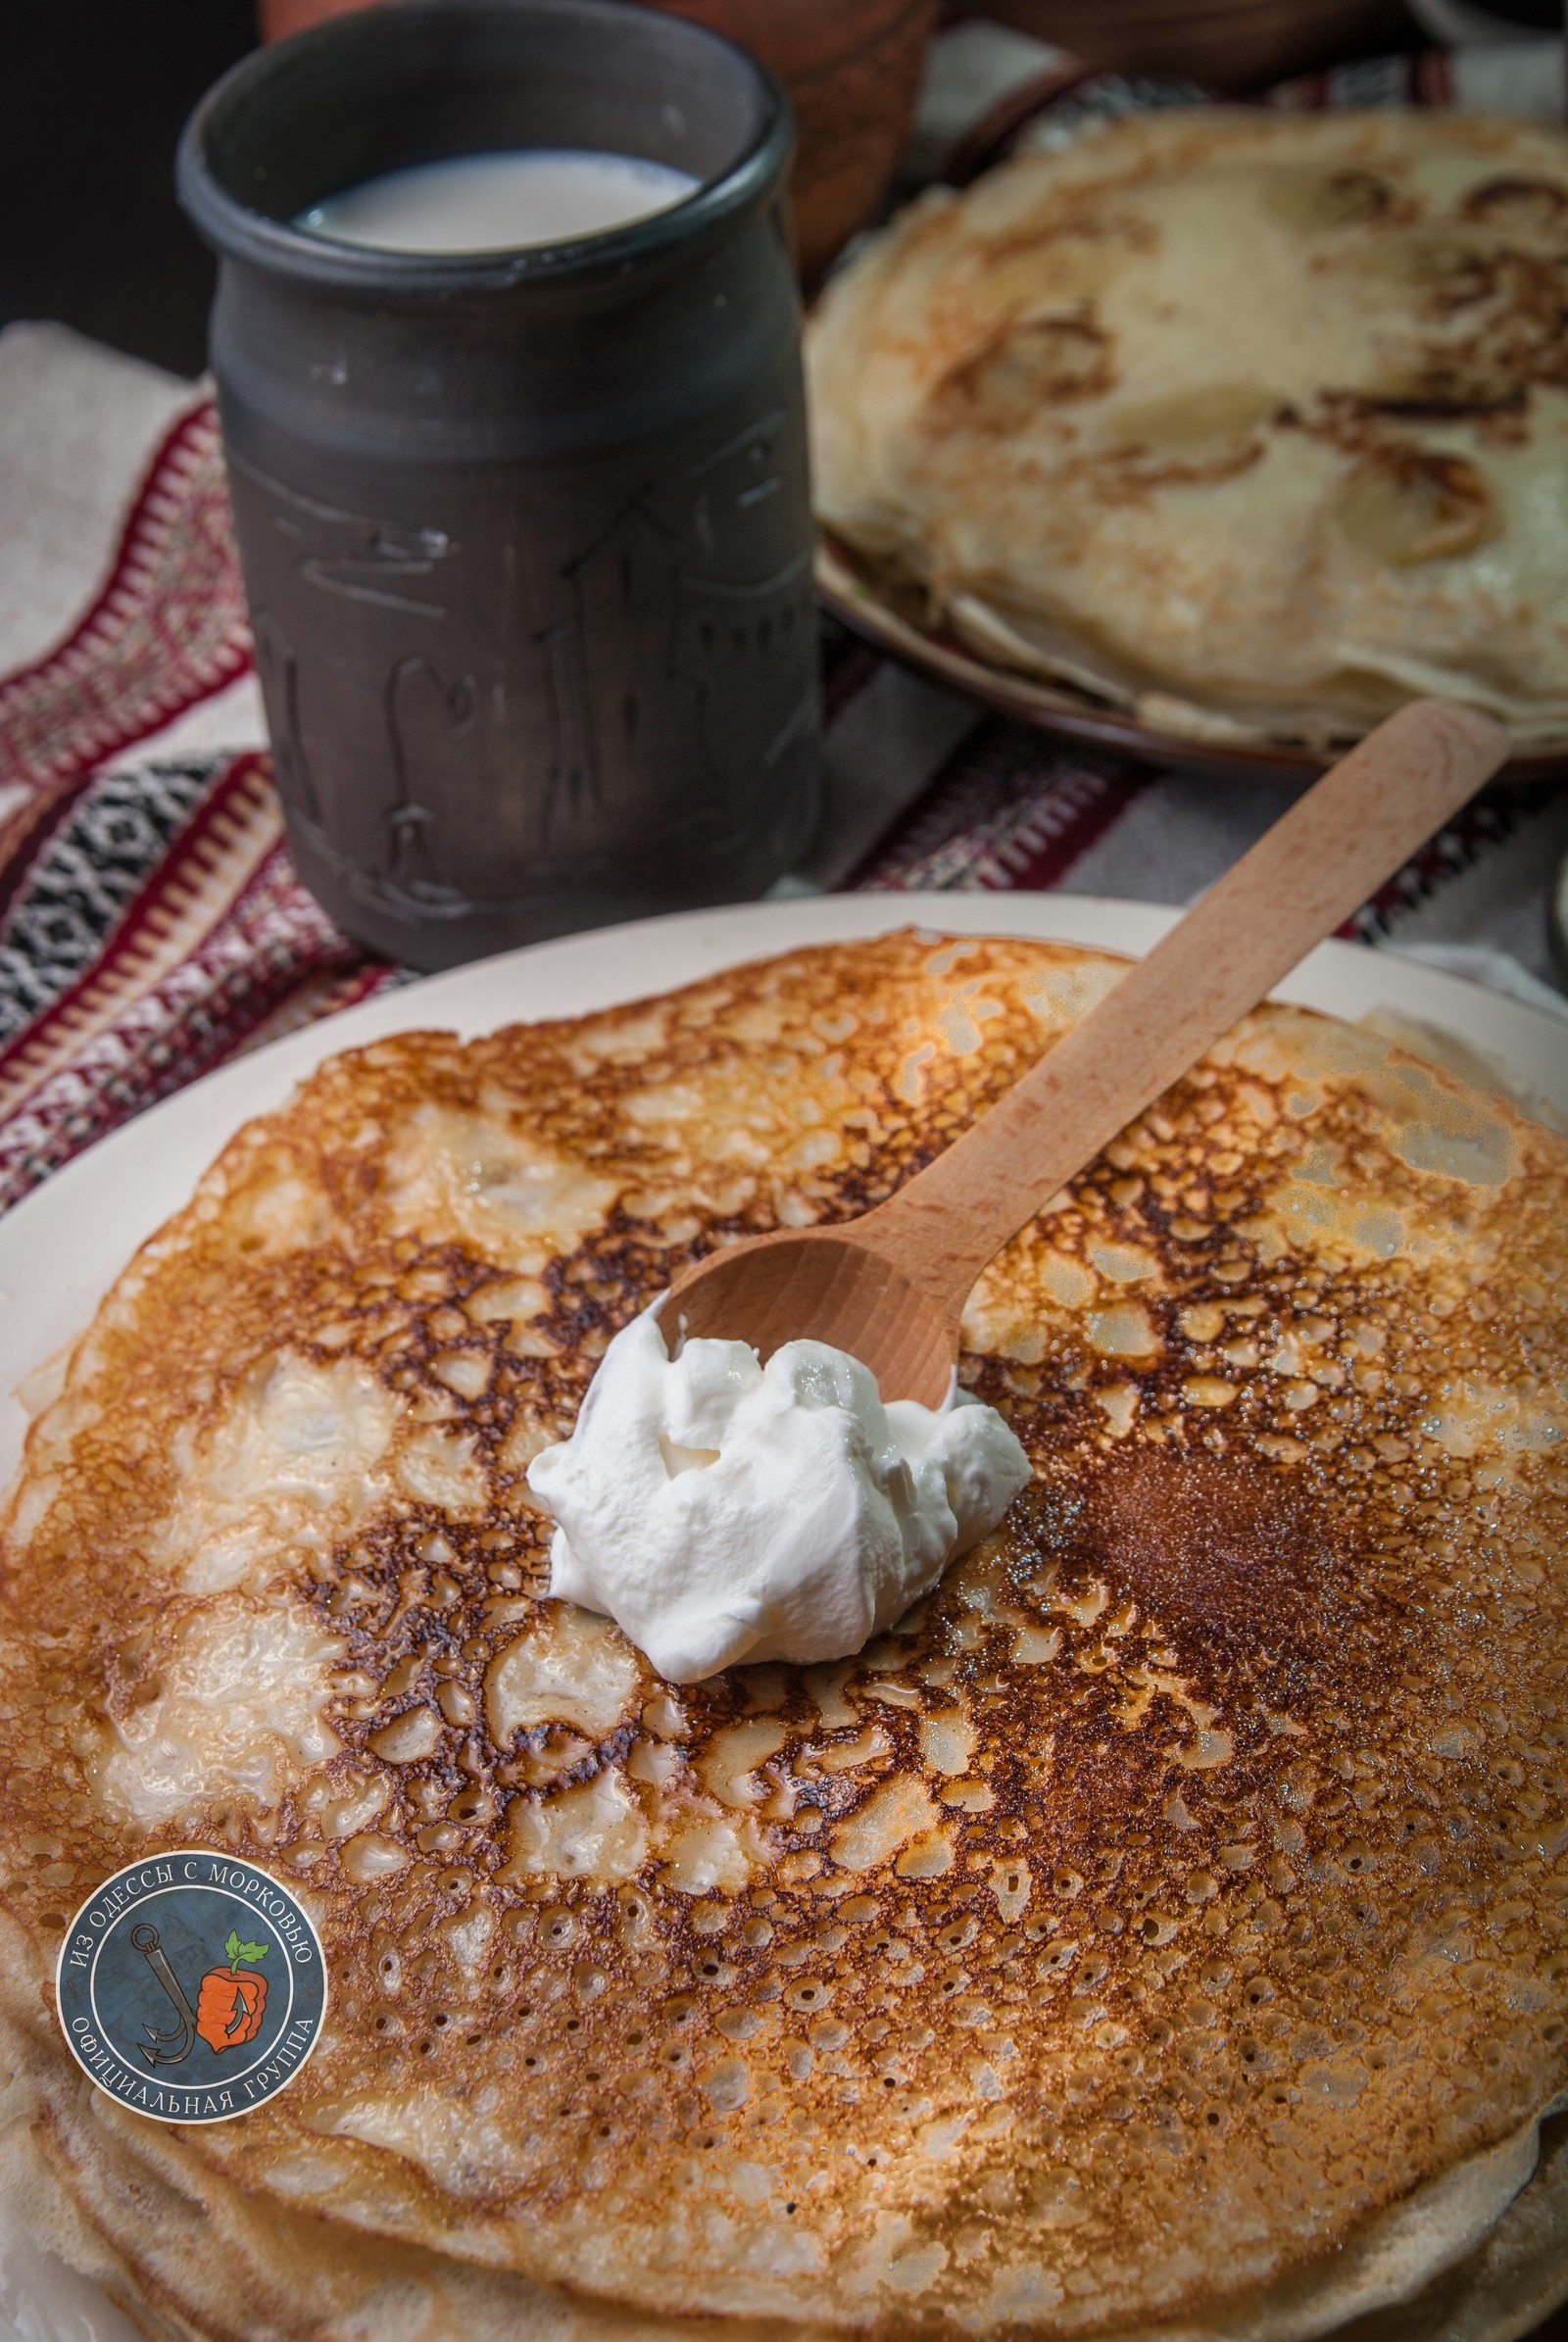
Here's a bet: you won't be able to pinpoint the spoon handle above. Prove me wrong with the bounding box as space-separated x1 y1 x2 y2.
862 698 1510 1308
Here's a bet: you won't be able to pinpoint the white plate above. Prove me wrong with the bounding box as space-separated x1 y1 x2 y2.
2 892 1565 2342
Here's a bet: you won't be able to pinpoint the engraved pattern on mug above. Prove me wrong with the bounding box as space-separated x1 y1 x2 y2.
228 449 454 620
533 615 593 857
692 407 786 509
383 656 478 896
303 528 450 616
677 408 817 857
675 551 815 850
252 610 320 825
549 490 684 854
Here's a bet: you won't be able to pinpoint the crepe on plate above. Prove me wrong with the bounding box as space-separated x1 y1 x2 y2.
0 933 1565 2340
808 110 1568 750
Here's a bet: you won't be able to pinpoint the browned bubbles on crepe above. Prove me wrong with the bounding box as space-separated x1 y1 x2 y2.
0 933 1565 2337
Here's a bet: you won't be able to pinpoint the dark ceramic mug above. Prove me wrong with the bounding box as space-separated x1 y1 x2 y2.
178 0 821 969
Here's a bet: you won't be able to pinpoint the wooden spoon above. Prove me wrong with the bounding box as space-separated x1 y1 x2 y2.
664 698 1509 1404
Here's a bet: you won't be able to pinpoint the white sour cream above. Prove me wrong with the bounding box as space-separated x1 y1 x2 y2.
525 1305 1030 1683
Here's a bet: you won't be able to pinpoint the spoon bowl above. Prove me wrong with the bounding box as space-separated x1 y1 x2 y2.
665 700 1509 1402
664 1226 956 1405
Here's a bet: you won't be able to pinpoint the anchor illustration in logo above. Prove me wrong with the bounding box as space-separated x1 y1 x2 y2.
130 1925 269 2066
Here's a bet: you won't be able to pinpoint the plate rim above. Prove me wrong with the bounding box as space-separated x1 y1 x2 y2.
817 536 1568 787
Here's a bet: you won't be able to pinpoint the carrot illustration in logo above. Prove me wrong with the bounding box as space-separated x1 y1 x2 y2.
195 1929 269 2051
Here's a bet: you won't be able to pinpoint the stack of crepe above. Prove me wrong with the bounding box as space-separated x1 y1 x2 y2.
808 111 1568 752
0 932 1564 2338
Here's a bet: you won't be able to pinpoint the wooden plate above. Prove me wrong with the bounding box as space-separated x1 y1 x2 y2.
816 534 1568 787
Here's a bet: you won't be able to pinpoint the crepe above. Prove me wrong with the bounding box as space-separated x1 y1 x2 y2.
2 2015 1567 2342
0 932 1565 2339
807 110 1568 750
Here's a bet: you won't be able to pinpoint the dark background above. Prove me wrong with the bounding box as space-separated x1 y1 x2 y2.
2 0 259 379
4 0 1561 381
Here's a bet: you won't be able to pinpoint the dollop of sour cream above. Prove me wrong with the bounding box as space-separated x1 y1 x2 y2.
525 1304 1030 1683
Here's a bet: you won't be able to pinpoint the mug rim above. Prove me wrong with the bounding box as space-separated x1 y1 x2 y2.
176 0 793 296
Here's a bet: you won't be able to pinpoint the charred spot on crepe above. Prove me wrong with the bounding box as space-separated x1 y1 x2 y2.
0 932 1565 2336
1461 173 1568 235
1032 1447 1360 1651
938 309 1117 425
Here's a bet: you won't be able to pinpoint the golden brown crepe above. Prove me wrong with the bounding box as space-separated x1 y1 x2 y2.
808 110 1568 750
2 2021 1566 2342
0 933 1565 2337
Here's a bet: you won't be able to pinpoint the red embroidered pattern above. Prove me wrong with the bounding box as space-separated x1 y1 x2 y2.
854 720 1150 894
0 403 400 1204
0 402 252 798
0 764 389 1211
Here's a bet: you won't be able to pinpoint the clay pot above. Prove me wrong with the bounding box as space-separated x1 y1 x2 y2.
976 0 1412 94
654 0 936 282
184 0 820 969
257 0 937 281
